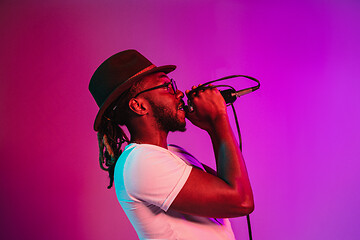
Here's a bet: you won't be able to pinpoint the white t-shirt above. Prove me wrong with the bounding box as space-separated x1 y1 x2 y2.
114 143 235 240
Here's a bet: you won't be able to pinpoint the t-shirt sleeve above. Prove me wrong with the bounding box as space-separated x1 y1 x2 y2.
123 145 192 211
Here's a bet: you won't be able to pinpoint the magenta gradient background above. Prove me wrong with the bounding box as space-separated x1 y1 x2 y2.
1 0 359 239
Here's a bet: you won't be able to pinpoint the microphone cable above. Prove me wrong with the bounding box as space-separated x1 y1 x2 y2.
187 75 260 240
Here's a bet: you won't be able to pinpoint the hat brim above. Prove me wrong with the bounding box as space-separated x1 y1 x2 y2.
93 65 176 131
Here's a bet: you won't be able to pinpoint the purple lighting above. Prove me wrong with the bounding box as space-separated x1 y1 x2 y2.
1 0 359 239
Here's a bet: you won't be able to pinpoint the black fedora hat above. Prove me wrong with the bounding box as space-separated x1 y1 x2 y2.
89 49 176 131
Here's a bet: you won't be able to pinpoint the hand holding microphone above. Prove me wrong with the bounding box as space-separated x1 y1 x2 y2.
183 75 260 130
185 85 228 132
184 75 260 111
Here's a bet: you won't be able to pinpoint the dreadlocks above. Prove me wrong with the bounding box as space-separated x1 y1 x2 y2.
97 118 129 189
96 80 143 189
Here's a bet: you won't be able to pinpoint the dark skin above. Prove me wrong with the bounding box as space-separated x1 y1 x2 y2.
126 72 186 148
126 72 254 218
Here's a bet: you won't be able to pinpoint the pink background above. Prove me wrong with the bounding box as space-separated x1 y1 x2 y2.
1 0 359 239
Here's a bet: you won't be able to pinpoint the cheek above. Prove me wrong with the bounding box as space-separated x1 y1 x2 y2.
162 96 178 108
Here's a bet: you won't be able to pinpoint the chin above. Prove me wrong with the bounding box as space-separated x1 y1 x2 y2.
178 124 187 132
169 119 186 133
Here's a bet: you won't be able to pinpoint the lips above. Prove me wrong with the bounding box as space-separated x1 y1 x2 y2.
178 101 185 110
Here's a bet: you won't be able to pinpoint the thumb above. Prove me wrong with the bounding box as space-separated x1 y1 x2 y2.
184 105 195 120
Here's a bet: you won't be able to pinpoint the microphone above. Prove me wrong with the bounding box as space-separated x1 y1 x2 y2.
185 75 260 111
220 85 259 104
185 85 259 112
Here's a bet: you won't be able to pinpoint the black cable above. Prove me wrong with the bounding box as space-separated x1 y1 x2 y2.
188 75 260 95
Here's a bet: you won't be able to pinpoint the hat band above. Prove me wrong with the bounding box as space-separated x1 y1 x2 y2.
129 64 156 80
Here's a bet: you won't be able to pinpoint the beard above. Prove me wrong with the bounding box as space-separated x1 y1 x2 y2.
148 100 186 133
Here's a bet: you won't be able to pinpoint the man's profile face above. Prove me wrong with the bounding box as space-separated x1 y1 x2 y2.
149 98 186 132
138 72 186 133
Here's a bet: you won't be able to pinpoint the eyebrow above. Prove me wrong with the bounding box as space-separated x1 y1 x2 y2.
157 73 171 84
158 73 170 79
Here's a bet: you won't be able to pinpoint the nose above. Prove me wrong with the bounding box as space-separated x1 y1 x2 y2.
175 89 184 99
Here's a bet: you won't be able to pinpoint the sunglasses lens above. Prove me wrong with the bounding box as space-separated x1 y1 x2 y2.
171 79 177 94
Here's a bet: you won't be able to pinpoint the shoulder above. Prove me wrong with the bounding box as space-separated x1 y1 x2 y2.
126 144 175 162
120 143 186 175
116 144 193 208
168 144 205 171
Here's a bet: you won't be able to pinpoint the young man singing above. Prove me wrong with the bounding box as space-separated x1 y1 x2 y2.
89 50 254 239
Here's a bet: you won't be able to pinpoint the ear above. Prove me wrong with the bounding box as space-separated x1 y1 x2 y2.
128 98 149 115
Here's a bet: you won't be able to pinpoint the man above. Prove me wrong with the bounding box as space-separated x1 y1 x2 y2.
89 50 254 239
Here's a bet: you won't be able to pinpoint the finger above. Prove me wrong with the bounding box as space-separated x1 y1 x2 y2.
186 89 195 97
208 84 216 90
185 106 197 120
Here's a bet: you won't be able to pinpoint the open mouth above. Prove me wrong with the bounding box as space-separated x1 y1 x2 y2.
178 101 185 110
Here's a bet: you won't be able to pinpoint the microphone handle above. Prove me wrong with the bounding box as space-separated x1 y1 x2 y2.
186 87 255 111
220 89 237 104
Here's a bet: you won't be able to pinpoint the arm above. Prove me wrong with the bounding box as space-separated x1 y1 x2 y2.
170 86 254 218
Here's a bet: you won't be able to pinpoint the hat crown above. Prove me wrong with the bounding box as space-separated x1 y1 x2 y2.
89 49 176 131
89 49 153 108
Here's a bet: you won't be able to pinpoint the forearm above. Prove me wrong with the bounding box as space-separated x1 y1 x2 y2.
183 86 254 215
208 114 254 207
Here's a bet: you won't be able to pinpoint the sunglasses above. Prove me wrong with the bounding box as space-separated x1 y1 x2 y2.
133 78 178 98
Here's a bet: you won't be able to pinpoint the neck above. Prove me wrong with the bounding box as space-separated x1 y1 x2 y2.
130 135 168 149
129 126 169 149
127 113 170 149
